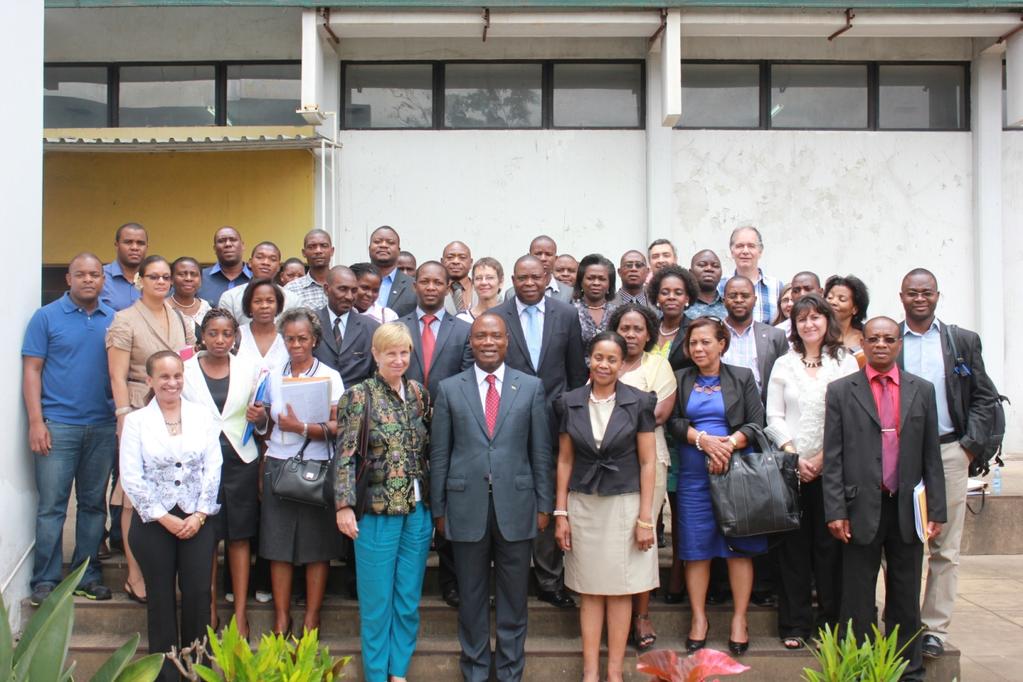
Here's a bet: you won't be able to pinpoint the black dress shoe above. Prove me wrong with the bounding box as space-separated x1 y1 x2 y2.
751 592 778 608
921 634 944 658
663 591 685 604
442 587 460 608
537 589 576 609
728 639 749 656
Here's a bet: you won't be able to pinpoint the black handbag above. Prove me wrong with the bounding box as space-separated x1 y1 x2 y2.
271 422 335 508
351 386 373 520
708 424 800 538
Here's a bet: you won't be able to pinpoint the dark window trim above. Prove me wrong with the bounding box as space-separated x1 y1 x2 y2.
341 58 647 131
44 60 301 128
677 58 971 132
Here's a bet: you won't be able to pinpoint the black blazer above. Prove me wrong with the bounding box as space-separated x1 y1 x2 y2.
665 316 694 372
555 382 657 496
753 321 790 404
667 363 765 444
312 307 380 387
493 296 588 405
385 270 418 318
896 319 996 458
822 368 947 545
399 310 474 402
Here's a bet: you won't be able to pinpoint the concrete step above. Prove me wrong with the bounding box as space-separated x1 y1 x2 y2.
961 492 1023 555
62 632 960 681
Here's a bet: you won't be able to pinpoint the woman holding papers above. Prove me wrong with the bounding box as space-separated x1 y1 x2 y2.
182 307 264 639
335 323 432 682
765 293 858 649
257 308 345 636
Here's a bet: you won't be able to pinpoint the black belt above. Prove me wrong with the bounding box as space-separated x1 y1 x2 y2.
939 433 960 445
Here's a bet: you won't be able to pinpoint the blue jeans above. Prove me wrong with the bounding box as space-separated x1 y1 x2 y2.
32 421 116 588
354 505 433 682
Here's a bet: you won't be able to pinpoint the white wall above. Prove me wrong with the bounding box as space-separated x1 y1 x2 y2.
1002 131 1023 452
337 130 646 268
1 1 43 628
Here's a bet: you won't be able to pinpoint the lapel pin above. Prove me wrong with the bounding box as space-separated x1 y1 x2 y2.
511 385 518 390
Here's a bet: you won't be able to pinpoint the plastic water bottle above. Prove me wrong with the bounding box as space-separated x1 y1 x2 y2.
992 466 1002 495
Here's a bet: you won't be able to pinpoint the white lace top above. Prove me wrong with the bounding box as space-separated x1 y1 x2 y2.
765 349 859 459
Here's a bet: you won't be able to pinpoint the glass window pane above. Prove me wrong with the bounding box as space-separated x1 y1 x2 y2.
879 64 965 130
344 64 433 129
119 65 216 127
226 63 303 126
44 66 108 128
444 64 541 129
679 63 759 128
770 64 867 129
553 63 642 128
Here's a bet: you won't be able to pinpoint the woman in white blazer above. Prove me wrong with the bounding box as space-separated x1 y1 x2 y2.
120 350 221 682
182 308 264 639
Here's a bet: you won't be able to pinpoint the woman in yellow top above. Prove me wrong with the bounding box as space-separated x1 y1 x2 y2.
647 265 699 372
106 254 196 603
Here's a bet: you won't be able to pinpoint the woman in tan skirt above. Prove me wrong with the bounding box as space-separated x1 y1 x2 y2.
107 255 196 602
554 331 658 682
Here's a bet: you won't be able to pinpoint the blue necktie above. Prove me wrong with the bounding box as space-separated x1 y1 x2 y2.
525 305 542 370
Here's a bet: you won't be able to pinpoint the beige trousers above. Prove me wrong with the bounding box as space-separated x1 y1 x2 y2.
921 440 970 641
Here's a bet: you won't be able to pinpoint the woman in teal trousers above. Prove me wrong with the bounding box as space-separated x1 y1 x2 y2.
335 323 433 682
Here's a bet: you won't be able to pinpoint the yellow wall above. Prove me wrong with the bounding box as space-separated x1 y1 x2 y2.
43 150 314 265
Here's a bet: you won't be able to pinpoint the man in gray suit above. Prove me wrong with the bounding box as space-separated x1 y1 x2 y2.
431 313 553 682
313 266 379 386
823 317 946 681
369 225 418 316
722 276 789 403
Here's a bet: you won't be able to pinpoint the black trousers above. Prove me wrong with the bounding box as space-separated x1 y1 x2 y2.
840 494 924 681
452 498 533 682
130 508 217 682
776 478 842 639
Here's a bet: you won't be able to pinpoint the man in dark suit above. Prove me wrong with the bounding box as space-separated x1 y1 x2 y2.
823 317 946 681
369 225 417 316
493 255 586 608
897 268 995 659
313 265 380 387
503 236 573 303
722 275 789 404
400 260 474 608
430 313 553 682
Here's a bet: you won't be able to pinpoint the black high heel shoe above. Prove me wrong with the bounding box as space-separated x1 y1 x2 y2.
685 620 709 653
728 627 750 656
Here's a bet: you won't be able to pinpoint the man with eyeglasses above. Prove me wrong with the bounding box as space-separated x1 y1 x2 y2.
612 250 651 308
896 268 996 660
198 226 251 305
717 225 782 325
686 249 726 320
823 316 946 682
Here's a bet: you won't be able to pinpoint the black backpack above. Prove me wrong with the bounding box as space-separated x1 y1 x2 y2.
945 325 1009 477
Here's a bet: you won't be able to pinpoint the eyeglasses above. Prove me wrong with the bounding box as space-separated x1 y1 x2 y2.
143 274 172 282
621 261 647 270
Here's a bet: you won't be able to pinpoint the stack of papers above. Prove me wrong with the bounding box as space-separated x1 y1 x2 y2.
279 376 331 445
913 480 928 542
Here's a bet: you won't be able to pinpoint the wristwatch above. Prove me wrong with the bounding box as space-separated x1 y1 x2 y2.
728 435 739 448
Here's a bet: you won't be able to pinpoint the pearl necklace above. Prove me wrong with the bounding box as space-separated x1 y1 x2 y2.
589 391 617 405
171 295 200 310
659 323 680 336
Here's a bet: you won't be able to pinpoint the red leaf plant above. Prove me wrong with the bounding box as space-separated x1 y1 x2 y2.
637 648 750 682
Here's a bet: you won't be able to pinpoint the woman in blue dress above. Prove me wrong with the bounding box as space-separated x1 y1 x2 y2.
668 317 766 656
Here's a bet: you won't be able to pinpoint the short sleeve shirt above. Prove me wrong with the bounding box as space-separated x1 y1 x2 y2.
100 261 141 312
22 293 116 424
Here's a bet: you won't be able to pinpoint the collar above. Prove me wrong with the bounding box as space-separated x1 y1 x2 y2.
210 262 253 279
417 307 445 322
903 319 940 337
698 291 723 304
865 364 901 386
103 261 133 281
474 363 506 386
379 268 395 284
328 308 350 327
725 318 754 336
731 268 765 285
515 297 546 316
59 292 111 316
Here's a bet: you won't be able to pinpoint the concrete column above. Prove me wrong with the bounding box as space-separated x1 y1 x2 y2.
971 48 1005 386
1007 31 1023 128
645 20 678 248
0 1 43 628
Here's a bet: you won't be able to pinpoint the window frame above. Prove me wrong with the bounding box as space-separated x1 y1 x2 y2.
43 59 302 128
676 59 969 132
340 59 646 131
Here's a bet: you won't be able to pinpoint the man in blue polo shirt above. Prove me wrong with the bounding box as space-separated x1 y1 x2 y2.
23 253 117 605
197 225 252 304
100 222 148 312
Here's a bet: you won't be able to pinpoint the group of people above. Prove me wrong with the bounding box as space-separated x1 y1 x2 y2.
22 221 998 682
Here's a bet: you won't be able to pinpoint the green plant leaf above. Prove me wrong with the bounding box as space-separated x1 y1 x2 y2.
192 663 225 682
88 633 140 682
13 561 87 667
113 653 165 682
0 595 13 678
13 591 75 681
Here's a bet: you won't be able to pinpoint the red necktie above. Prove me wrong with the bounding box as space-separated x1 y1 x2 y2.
877 376 899 492
421 314 436 384
485 374 500 437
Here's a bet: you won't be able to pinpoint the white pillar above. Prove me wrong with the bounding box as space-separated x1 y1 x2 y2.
0 1 43 629
1007 31 1023 128
971 48 1005 386
645 12 680 247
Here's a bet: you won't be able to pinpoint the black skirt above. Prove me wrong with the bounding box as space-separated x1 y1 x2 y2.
217 441 259 541
259 457 342 565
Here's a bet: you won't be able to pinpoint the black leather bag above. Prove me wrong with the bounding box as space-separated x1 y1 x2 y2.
708 424 800 538
351 387 373 520
271 423 335 508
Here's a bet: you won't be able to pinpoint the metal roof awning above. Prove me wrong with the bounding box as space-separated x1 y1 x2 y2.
43 125 327 152
43 1 1023 9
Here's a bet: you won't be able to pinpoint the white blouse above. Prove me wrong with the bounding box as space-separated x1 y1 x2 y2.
265 360 345 461
237 323 289 374
120 398 223 523
765 349 859 459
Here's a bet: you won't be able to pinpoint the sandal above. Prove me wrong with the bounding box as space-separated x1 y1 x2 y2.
632 614 657 652
782 637 806 650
